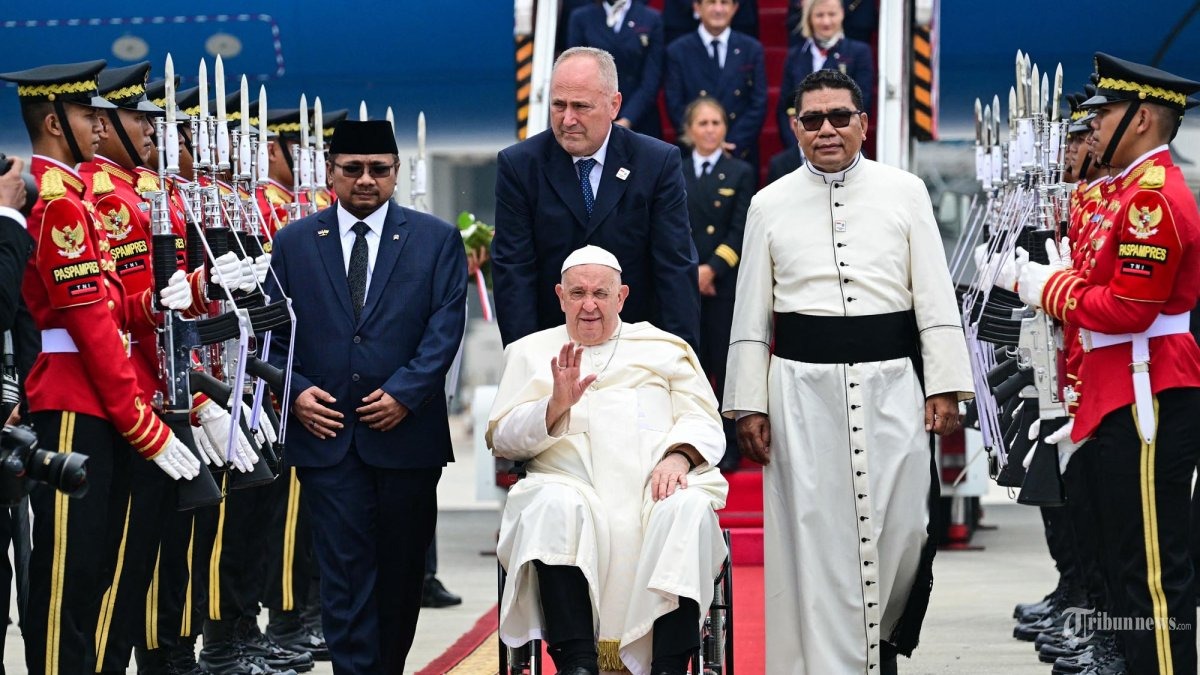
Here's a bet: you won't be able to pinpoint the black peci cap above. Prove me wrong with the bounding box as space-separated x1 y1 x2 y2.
0 59 115 108
328 120 397 155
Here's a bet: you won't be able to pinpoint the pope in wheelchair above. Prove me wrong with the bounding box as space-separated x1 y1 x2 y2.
488 246 729 675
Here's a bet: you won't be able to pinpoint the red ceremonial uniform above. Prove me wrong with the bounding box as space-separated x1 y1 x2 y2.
1040 147 1200 441
23 156 173 459
136 165 189 271
258 180 292 242
1059 177 1109 416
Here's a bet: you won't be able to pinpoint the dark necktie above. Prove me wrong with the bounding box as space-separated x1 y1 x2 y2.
577 158 596 216
701 160 712 177
348 221 369 322
710 39 721 68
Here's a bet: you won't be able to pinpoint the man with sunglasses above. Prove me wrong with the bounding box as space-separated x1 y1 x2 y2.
724 69 971 674
264 120 466 674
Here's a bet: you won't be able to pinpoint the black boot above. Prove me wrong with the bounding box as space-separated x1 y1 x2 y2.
135 646 170 675
199 619 300 675
266 610 330 661
164 635 204 675
233 615 315 673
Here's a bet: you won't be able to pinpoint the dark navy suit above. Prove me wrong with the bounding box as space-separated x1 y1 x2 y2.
662 0 759 44
567 2 665 139
682 150 752 463
777 37 876 147
492 124 700 350
665 30 767 164
266 201 466 674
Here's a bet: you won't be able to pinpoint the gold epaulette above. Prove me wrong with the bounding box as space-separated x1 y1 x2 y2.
91 170 116 196
39 169 66 200
1138 165 1166 189
136 173 160 194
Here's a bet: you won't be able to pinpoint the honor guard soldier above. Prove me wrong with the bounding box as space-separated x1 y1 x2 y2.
261 108 300 230
0 59 201 675
1019 53 1200 675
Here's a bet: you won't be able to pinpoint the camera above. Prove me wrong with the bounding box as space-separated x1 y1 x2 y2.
0 153 38 217
0 425 89 507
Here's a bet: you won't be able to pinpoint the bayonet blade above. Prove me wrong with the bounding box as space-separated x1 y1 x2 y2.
257 85 269 183
359 100 368 121
418 111 426 160
386 106 395 134
982 103 991 147
164 54 176 124
198 60 209 121
1014 51 1026 117
314 97 324 153
1051 63 1063 120
993 93 1002 143
299 94 309 149
1030 63 1041 115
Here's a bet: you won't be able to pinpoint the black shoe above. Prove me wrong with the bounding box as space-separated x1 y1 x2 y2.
163 637 205 675
1014 581 1064 619
1053 634 1118 675
233 616 314 673
198 644 296 675
267 610 330 661
1039 638 1087 663
717 452 741 472
422 575 463 608
135 646 171 675
1078 654 1127 675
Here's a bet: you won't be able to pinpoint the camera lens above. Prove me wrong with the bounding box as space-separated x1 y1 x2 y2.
26 450 88 498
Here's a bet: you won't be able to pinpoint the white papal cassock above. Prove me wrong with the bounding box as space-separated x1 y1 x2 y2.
488 321 729 675
724 156 973 674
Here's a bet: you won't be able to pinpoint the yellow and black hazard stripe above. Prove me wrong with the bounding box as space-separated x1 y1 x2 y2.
1134 399 1173 674
515 34 534 140
281 468 302 610
45 412 75 675
911 25 935 141
94 495 133 670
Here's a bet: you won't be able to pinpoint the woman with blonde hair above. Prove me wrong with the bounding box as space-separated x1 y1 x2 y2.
680 96 754 471
777 0 875 148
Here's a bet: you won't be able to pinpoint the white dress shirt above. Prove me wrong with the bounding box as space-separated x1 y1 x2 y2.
337 201 387 297
604 0 631 32
691 148 722 179
698 25 732 69
571 126 613 200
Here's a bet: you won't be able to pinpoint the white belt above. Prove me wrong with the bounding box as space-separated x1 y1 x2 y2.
42 328 133 357
1080 313 1190 444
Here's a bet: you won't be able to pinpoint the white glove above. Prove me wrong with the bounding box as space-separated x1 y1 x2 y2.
237 258 259 293
209 251 245 291
1046 419 1081 474
159 269 192 310
190 423 223 466
153 436 202 480
246 401 278 446
253 253 272 285
1046 236 1072 271
197 401 257 473
1017 260 1054 308
995 247 1029 292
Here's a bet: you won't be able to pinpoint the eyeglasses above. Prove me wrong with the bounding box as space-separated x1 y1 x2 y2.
333 162 397 178
796 110 862 132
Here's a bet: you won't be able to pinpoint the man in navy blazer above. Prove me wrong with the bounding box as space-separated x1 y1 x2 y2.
493 46 700 350
567 0 665 138
665 0 767 165
266 120 466 674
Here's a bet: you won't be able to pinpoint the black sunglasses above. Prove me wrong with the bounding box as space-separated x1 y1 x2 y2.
796 110 862 132
333 162 397 178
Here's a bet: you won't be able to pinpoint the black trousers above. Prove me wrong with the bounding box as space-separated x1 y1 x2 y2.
260 465 315 613
1090 389 1200 674
95 448 184 671
534 562 701 664
1062 449 1109 611
298 449 439 675
1040 504 1080 590
699 294 737 460
208 474 273 621
25 411 132 675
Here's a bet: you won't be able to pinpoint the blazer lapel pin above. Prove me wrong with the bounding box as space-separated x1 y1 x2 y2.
616 167 631 181
317 229 330 236
392 234 400 240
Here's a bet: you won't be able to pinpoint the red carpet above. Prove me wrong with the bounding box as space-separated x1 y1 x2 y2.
731 563 766 674
414 605 498 675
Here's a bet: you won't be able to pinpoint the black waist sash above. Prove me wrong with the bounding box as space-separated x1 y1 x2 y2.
773 310 920 364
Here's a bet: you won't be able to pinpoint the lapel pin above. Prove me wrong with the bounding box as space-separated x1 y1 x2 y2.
616 167 631 181
628 19 635 28
734 48 741 55
317 229 330 237
392 234 399 240
718 173 726 180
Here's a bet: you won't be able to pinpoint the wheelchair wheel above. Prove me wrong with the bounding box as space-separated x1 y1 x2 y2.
498 562 543 674
693 529 735 674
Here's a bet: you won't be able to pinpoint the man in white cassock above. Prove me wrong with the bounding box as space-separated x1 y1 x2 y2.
723 69 973 674
488 245 729 675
